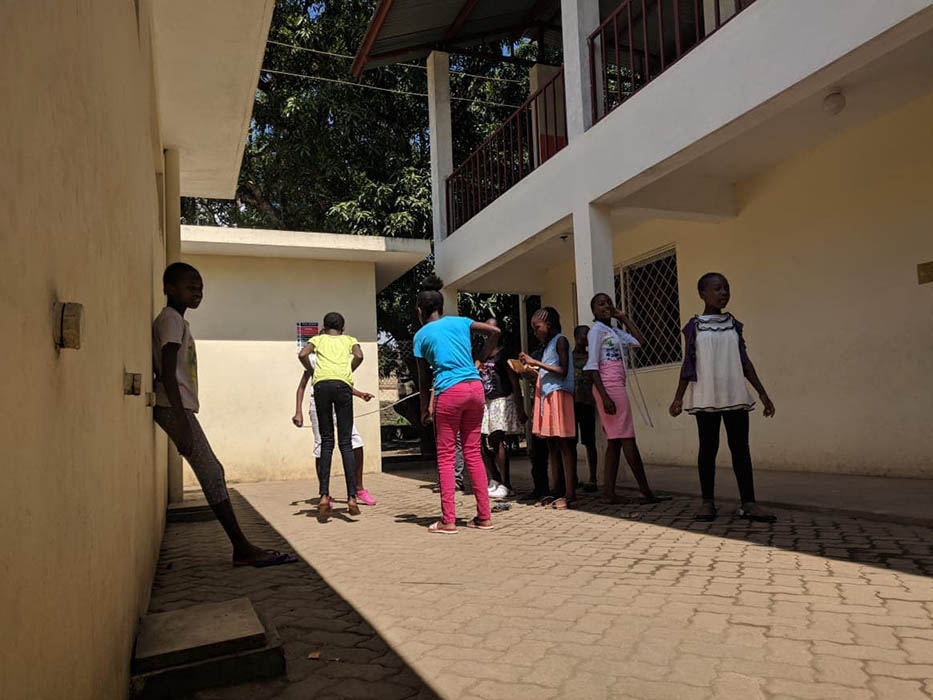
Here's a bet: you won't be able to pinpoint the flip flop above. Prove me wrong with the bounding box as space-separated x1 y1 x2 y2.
466 517 495 530
428 521 457 534
736 507 777 523
534 496 556 508
694 504 718 522
548 498 572 510
234 550 299 568
639 494 672 505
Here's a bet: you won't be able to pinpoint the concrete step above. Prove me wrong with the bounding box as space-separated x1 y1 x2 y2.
130 598 284 698
167 496 214 523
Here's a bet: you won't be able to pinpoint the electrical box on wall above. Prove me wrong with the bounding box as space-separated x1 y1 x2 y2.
918 262 933 285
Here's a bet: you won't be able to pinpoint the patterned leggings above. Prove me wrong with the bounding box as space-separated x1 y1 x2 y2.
154 407 230 505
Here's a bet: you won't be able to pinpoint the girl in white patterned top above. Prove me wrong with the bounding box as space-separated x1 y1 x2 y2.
670 273 776 523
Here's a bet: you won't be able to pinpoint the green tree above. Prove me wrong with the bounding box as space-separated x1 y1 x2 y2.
181 0 556 444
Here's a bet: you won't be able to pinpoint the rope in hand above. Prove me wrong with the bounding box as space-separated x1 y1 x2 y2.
297 391 421 427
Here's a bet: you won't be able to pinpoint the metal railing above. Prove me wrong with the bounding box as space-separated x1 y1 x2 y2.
588 0 757 123
446 69 567 234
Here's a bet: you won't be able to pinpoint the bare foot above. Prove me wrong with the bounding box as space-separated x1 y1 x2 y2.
347 498 361 516
317 496 332 522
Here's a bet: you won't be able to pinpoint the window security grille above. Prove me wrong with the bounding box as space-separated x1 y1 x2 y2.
614 249 683 369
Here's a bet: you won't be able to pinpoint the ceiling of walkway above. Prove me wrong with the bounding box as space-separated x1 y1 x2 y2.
352 0 626 74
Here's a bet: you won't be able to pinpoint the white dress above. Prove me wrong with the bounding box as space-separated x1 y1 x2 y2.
684 314 756 414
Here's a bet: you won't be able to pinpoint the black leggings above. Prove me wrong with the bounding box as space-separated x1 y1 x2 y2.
530 434 550 497
695 410 756 504
314 380 356 498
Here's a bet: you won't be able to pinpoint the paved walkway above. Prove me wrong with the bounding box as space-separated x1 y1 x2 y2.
235 469 933 700
148 492 437 700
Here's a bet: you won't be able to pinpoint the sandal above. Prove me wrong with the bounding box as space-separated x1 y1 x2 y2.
534 496 556 508
466 517 495 530
639 493 672 505
736 506 777 523
234 549 299 568
548 498 572 510
694 503 718 522
427 521 457 534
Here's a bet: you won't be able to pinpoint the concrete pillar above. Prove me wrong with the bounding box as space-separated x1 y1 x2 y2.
163 148 184 504
164 148 181 264
441 287 458 317
561 0 601 139
572 202 614 325
427 51 453 245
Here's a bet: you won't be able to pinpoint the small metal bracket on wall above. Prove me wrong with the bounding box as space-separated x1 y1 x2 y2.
52 302 83 349
918 261 933 285
124 372 143 396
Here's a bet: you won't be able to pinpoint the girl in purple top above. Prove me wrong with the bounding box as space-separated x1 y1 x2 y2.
669 273 776 522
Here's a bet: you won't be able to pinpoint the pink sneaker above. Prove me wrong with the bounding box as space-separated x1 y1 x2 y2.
356 489 377 506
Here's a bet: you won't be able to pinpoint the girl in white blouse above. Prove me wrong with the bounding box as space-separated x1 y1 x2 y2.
670 273 776 522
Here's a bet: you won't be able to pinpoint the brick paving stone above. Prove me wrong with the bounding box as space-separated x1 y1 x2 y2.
223 468 933 699
148 492 437 700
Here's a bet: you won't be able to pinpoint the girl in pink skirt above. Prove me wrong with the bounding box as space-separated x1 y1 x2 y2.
585 293 665 504
519 307 577 509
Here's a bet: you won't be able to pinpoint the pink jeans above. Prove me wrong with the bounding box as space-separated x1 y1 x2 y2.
435 380 491 524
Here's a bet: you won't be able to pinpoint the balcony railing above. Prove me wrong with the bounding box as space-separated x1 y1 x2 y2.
589 0 757 123
446 69 567 234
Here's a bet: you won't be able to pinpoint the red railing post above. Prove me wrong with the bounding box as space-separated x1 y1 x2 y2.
641 0 650 82
657 0 666 70
673 0 682 58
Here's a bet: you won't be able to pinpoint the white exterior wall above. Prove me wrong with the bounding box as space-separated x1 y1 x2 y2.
182 254 383 484
435 0 933 290
540 92 933 478
0 2 167 698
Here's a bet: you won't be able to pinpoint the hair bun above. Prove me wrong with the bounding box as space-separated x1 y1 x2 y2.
420 274 444 292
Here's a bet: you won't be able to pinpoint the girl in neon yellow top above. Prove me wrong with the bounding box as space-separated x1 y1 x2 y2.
298 312 364 519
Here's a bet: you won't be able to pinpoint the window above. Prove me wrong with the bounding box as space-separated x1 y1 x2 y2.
614 248 682 369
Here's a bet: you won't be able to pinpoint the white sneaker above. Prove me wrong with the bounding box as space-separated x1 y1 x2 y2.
487 480 500 494
489 484 510 499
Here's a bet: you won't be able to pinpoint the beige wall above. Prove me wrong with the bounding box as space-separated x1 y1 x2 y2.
543 91 933 478
0 2 168 699
182 254 383 484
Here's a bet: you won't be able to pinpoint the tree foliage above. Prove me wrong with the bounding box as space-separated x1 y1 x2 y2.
180 0 558 406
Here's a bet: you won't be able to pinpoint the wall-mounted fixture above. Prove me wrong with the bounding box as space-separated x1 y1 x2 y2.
822 91 846 116
918 261 933 285
124 372 142 396
52 302 83 349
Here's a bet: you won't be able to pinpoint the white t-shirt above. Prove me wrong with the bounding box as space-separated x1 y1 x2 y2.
583 321 640 372
152 306 199 412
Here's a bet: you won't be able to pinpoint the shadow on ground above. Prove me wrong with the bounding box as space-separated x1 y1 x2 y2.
385 459 933 580
148 492 440 700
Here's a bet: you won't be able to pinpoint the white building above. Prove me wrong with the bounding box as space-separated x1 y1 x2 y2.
354 0 933 478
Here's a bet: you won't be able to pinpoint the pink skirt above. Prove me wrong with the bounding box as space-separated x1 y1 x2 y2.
533 378 576 438
592 360 635 439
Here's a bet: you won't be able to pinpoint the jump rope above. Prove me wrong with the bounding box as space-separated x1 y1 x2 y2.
297 391 420 427
298 324 655 430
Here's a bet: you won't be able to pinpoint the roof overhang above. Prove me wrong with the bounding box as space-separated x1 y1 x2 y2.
352 0 562 75
181 226 431 292
151 1 275 199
